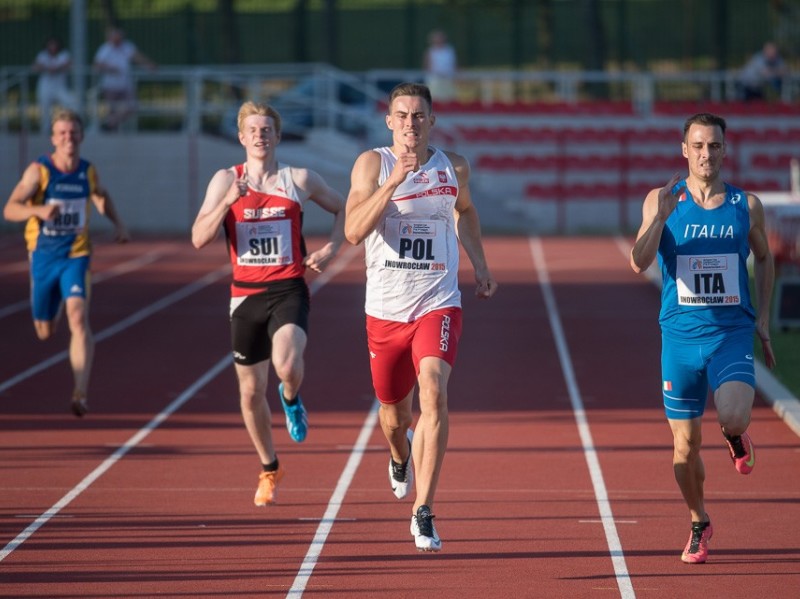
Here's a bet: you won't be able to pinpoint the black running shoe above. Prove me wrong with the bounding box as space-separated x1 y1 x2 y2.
410 504 441 552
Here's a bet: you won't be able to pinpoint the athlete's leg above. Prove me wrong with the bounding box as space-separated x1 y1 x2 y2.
714 381 754 436
379 390 414 464
668 416 708 523
33 317 58 340
235 360 276 465
412 356 452 512
64 295 93 399
30 258 63 341
271 323 307 400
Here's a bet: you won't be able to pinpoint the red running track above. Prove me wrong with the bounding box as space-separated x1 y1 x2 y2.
1 236 799 598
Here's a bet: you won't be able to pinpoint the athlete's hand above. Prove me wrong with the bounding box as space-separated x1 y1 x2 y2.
38 203 60 221
224 165 248 207
656 173 683 220
475 270 498 299
757 323 776 369
114 224 131 244
304 243 336 273
387 145 420 187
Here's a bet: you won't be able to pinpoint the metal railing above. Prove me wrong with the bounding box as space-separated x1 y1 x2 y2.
3 64 799 138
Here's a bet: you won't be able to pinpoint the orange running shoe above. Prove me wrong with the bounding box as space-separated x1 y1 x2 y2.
254 466 285 506
723 430 755 475
681 520 713 564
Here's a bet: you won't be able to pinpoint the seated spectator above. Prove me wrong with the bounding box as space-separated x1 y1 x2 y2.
737 42 788 102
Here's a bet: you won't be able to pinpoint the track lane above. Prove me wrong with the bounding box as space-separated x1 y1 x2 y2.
1 236 798 598
543 236 800 598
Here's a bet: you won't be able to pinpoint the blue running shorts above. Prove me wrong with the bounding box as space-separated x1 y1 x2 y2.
660 330 756 420
30 254 90 321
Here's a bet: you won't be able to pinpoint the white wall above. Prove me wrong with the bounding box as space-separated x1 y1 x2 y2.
1 129 360 238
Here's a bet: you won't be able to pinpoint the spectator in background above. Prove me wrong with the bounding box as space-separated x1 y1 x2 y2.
93 26 156 131
737 41 788 102
33 36 75 133
423 30 457 102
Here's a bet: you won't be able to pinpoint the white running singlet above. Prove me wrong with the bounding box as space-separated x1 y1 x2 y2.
363 146 461 322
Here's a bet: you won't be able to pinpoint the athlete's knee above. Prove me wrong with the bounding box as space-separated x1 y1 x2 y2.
671 428 702 463
33 321 55 340
380 402 413 432
719 412 751 437
715 387 754 435
272 358 303 388
418 375 447 410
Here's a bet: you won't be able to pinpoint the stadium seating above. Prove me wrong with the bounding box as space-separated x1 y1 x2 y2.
450 102 800 232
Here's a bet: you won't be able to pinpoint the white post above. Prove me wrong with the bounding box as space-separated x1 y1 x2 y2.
70 0 88 118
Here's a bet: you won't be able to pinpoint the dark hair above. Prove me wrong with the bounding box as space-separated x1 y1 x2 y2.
388 82 433 113
683 113 727 140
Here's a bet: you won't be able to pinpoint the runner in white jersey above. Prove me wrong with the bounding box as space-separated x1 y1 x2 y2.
363 146 461 322
345 82 497 552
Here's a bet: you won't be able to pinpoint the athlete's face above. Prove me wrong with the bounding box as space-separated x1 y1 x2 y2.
682 123 725 182
239 114 279 158
386 95 435 151
51 119 82 156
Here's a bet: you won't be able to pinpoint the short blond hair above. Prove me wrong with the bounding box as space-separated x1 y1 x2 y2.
237 101 282 135
51 108 83 134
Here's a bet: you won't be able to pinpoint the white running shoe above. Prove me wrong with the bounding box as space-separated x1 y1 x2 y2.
388 428 414 499
410 504 442 552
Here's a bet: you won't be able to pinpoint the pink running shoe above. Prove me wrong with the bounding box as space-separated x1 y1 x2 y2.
723 431 755 475
681 520 713 564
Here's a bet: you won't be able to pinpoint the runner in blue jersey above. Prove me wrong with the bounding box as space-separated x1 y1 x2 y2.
630 113 776 565
3 108 129 417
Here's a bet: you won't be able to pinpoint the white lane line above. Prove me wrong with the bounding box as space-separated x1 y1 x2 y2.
287 399 380 598
0 355 231 562
0 244 362 571
0 249 167 321
529 237 635 599
0 266 229 394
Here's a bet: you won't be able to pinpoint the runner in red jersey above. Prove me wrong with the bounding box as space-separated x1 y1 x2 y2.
192 101 345 506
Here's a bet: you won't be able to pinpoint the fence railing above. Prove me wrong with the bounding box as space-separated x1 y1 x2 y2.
3 64 799 139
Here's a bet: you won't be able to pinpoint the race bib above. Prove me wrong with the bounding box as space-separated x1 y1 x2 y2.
382 218 448 273
43 198 86 235
235 219 292 266
676 253 741 306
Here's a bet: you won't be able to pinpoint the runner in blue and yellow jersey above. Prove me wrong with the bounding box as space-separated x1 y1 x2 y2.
4 108 129 417
630 112 776 564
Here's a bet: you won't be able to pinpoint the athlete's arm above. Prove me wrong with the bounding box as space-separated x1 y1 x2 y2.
630 172 683 273
89 170 129 243
3 162 57 222
191 168 244 249
450 152 497 299
345 145 421 245
293 167 346 273
748 192 776 369
344 150 394 245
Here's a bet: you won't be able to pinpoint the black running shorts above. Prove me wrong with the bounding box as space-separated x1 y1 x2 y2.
229 277 310 365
